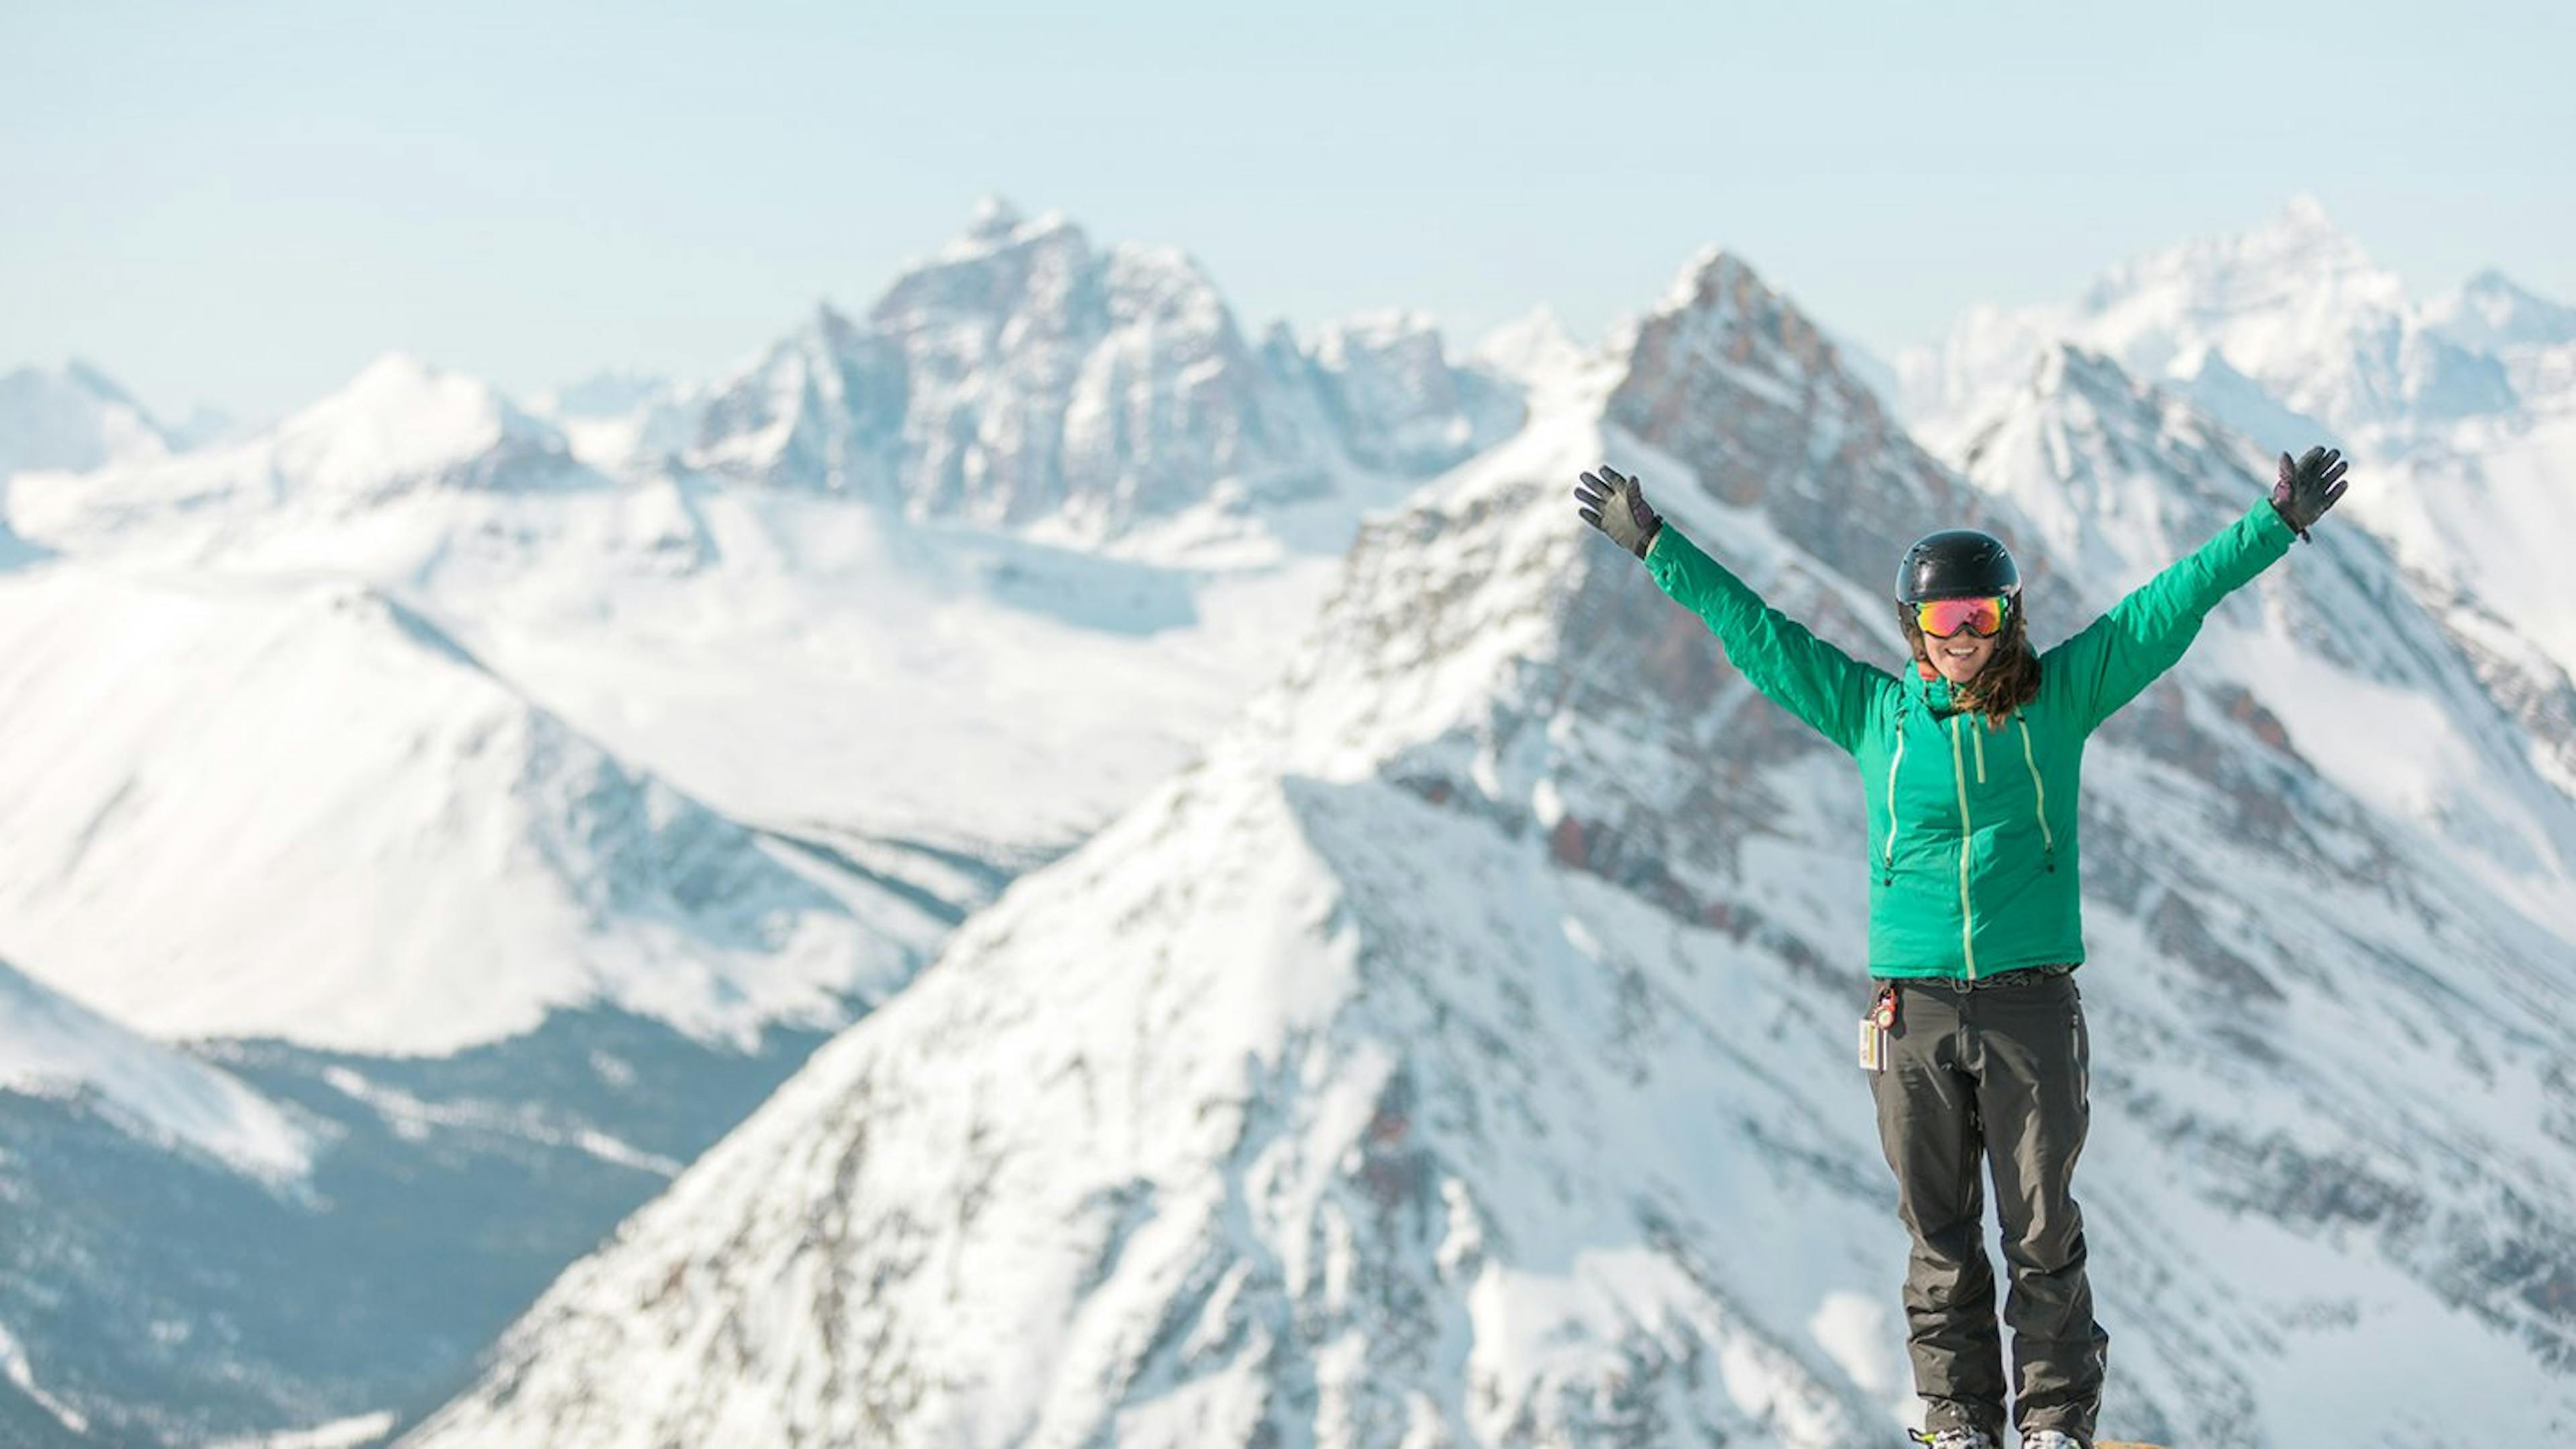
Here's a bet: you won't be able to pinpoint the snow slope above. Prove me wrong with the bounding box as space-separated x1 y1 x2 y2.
0 559 922 1055
0 361 173 482
0 957 309 1181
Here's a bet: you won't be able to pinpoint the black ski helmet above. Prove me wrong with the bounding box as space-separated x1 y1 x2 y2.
1894 529 2021 607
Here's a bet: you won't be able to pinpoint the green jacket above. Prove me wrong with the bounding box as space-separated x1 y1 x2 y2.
1641 496 2298 979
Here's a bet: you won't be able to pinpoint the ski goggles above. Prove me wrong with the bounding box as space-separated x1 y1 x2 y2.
1913 593 2012 639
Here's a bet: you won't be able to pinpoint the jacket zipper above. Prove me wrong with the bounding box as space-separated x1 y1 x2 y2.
1881 729 1907 884
1948 713 1977 979
2017 715 2057 871
1972 715 1986 783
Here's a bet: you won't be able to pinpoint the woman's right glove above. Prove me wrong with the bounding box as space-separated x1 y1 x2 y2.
2269 444 2350 544
1574 464 1664 559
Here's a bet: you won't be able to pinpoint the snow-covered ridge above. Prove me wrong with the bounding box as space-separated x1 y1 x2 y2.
8 352 598 569
1899 193 2526 449
0 957 311 1181
1471 305 1591 392
0 560 926 1055
1267 307 1523 476
274 352 574 497
2428 267 2576 356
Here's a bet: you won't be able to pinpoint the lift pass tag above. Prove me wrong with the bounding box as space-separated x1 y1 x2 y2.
1858 983 1897 1071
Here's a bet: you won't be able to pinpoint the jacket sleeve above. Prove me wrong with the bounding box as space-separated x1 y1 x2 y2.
1642 523 1893 756
2041 495 2298 735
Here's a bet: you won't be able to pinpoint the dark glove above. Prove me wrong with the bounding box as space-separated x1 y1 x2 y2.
2269 444 2349 544
1574 464 1663 559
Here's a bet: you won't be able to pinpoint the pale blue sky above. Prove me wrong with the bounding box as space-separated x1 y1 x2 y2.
6 0 2569 423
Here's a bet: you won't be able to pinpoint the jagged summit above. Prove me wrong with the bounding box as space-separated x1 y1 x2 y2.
680 205 1520 544
2270 189 2336 232
1607 244 1966 615
1904 193 2519 455
933 192 1081 266
964 190 1024 241
2078 190 2387 319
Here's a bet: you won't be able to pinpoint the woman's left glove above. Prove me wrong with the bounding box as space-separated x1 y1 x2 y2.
2270 444 2350 544
1574 464 1664 559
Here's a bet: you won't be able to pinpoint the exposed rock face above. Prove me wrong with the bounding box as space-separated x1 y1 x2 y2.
686 199 1519 543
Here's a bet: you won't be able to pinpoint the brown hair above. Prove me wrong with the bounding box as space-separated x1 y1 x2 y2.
1900 598 2042 729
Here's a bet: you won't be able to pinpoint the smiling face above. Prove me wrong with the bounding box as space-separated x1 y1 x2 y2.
1926 626 1998 685
1900 588 2039 718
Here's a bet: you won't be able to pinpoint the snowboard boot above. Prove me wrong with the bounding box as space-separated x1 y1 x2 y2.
1906 1430 2002 1449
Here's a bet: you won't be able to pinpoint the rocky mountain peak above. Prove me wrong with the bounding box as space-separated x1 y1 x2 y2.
963 191 1025 242
1610 248 1973 595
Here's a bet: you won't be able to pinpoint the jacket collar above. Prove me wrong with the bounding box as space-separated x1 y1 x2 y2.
1901 662 1964 717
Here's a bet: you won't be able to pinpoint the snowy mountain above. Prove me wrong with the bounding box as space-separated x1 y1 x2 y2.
400 250 2576 1447
0 551 958 1444
0 199 1527 1050
526 370 705 472
1262 308 1523 477
0 560 928 1055
1898 195 2516 451
2426 268 2576 360
0 360 175 481
683 195 1517 553
8 207 1517 858
1899 196 2576 797
0 957 310 1181
684 195 1324 532
9 199 2568 1445
2424 268 2576 422
0 954 317 1444
8 352 600 573
0 203 1532 1442
0 953 894 1448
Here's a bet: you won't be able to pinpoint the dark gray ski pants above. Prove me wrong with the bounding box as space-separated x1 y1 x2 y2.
1865 965 2110 1442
